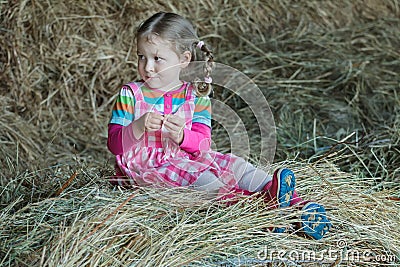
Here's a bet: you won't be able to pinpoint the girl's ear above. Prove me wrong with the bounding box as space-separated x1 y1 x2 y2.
180 51 192 68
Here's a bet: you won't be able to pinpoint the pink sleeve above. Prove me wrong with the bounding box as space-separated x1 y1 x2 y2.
107 124 124 155
107 123 142 155
180 123 211 154
108 122 211 155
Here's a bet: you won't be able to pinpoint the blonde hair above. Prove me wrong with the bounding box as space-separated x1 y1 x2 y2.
137 12 214 96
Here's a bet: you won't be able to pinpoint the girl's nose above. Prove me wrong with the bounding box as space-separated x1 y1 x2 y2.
145 60 154 72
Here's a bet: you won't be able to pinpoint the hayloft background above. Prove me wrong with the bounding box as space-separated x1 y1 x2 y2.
1 0 399 266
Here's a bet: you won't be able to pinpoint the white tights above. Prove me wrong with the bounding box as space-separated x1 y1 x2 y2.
191 157 272 194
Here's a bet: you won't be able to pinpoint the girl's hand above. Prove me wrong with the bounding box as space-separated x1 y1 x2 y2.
141 112 164 131
133 112 164 139
163 114 186 144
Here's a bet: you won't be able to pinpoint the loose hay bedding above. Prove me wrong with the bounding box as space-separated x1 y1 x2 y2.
1 0 399 266
1 162 399 266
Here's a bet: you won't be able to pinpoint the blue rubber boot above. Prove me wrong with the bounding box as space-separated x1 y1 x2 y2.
264 168 296 233
300 202 332 240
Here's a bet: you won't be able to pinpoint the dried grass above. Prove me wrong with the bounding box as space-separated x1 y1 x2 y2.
1 162 399 266
1 0 399 266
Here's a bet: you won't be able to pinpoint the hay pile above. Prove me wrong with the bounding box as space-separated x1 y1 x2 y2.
1 0 399 266
2 163 399 266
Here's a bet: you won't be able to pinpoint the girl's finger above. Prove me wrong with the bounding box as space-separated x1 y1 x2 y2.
164 120 183 133
146 123 162 131
147 114 164 126
165 115 185 127
151 113 165 121
150 117 163 125
162 120 175 131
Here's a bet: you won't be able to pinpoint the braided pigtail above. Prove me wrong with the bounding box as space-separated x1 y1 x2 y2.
193 40 215 97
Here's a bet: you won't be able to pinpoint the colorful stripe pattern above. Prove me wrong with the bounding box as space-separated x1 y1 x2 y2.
110 81 211 128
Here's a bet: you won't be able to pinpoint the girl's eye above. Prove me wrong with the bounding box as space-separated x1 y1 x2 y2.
138 55 145 60
154 56 163 61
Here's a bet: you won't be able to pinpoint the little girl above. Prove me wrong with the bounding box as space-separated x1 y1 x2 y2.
107 12 331 240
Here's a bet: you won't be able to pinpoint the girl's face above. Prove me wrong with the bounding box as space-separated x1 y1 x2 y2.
137 35 191 91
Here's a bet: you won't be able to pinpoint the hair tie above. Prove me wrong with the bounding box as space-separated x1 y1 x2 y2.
204 76 212 84
196 41 204 49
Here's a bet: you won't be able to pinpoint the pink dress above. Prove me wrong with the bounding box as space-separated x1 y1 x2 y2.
114 82 241 195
